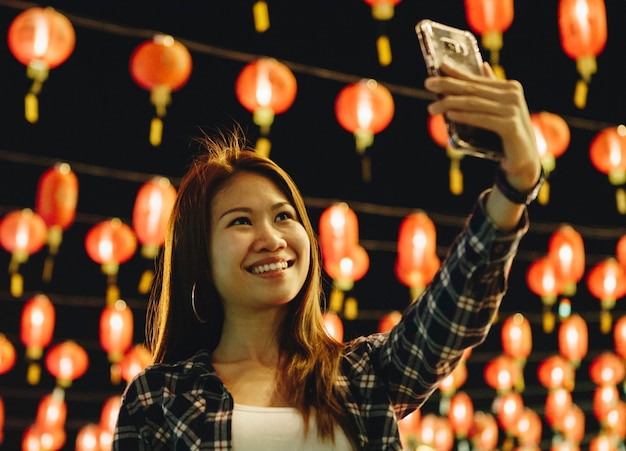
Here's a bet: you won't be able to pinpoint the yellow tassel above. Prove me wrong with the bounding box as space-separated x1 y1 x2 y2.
344 297 358 320
150 117 163 146
10 272 23 298
376 35 392 66
253 1 270 33
25 92 39 123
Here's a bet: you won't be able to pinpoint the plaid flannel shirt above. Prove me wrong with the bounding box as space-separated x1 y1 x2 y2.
113 190 528 450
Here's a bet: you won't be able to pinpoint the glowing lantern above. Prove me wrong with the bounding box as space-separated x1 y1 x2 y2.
614 315 626 359
322 311 344 342
323 244 369 314
587 258 626 333
363 0 403 66
538 354 576 392
22 423 66 451
589 125 626 214
465 0 514 78
35 388 66 432
558 0 607 108
589 352 626 386
378 310 402 333
21 294 56 385
132 176 176 293
604 401 626 439
484 354 519 394
526 256 565 333
45 340 89 389
447 391 474 440
335 79 394 182
75 423 101 451
235 57 297 157
547 225 585 296
512 407 542 447
589 433 619 451
120 344 151 383
416 413 454 451
7 7 75 123
395 211 439 300
252 1 270 32
558 313 588 368
428 113 464 195
617 235 626 268
593 384 620 423
35 163 79 282
398 409 421 451
494 391 524 436
99 395 122 448
438 355 469 397
129 34 192 146
0 334 16 375
100 299 134 384
530 112 571 204
545 387 573 428
468 411 498 451
556 403 585 444
0 208 47 297
85 218 137 304
501 313 532 392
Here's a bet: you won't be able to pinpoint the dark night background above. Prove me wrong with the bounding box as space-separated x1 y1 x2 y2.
0 0 625 449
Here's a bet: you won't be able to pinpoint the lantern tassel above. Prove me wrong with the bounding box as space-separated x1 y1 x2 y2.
376 34 392 67
24 61 49 123
329 286 344 312
343 296 358 320
616 187 626 214
361 154 372 183
253 1 270 32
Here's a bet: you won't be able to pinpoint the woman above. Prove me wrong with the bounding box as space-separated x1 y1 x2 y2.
113 62 543 450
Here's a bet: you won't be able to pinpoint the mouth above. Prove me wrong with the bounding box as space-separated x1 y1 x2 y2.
248 260 292 274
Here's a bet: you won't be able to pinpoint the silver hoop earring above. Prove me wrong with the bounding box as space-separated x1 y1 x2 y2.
191 282 208 324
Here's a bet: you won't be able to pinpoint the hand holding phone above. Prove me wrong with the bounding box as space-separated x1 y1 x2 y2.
416 19 504 161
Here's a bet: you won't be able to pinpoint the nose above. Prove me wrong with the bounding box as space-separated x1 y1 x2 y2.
254 221 287 252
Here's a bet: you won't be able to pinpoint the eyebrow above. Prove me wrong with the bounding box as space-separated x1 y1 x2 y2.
218 201 292 220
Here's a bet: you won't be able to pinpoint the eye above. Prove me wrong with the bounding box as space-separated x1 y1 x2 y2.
275 211 295 222
230 216 252 226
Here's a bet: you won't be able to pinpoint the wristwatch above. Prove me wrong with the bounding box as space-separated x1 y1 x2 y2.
494 167 545 205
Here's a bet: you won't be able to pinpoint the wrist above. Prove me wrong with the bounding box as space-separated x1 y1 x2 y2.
494 167 545 205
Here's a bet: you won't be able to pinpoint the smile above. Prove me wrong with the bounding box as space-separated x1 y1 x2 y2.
249 261 290 274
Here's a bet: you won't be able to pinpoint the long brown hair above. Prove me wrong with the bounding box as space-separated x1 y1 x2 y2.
146 126 351 441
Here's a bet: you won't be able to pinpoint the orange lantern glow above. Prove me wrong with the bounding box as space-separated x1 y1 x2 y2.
75 423 102 451
235 57 297 157
35 163 79 282
545 387 573 428
85 218 137 304
593 384 620 422
323 244 370 294
512 407 542 446
428 113 464 195
416 413 454 451
22 423 66 451
129 34 192 146
21 294 56 385
398 409 421 451
322 311 344 343
589 125 626 214
494 391 524 435
538 354 576 392
0 334 16 375
465 0 514 78
468 411 499 451
558 313 588 368
335 79 394 182
501 313 532 392
589 352 626 386
438 354 469 398
363 0 403 66
526 256 565 333
45 340 89 388
100 299 134 384
531 112 571 204
548 225 585 296
0 208 47 297
120 344 152 384
556 403 585 444
447 391 474 439
614 315 626 359
132 176 177 293
378 310 402 333
484 354 519 394
617 235 626 268
99 395 122 445
395 211 440 300
604 401 626 439
35 388 67 432
558 0 607 108
587 258 626 333
7 7 75 123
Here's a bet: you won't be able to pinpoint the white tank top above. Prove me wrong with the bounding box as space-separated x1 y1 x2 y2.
232 404 354 450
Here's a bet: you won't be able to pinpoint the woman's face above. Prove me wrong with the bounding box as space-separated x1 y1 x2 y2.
209 171 311 316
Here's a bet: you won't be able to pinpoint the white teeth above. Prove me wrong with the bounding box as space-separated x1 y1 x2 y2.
251 261 288 274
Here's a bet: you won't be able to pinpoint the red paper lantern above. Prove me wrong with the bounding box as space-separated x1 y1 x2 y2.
593 384 619 422
545 387 573 428
129 34 193 146
513 407 542 446
468 411 499 450
378 310 402 333
547 225 585 296
484 354 519 394
35 163 79 282
0 334 16 375
589 352 626 386
335 79 394 181
447 391 474 439
45 340 89 388
319 203 359 265
439 359 468 397
22 423 66 451
538 354 575 391
120 344 152 384
613 315 626 359
494 391 524 434
465 0 514 77
617 235 626 268
398 409 420 451
501 313 532 362
363 0 403 66
558 0 607 108
0 209 47 297
35 390 67 432
416 413 454 451
7 7 75 123
556 403 585 443
75 423 102 451
558 313 588 367
526 256 565 333
589 126 626 214
235 57 297 156
322 311 344 343
604 401 626 439
85 218 137 304
99 395 122 438
323 245 369 292
587 258 626 333
21 294 56 385
100 300 134 384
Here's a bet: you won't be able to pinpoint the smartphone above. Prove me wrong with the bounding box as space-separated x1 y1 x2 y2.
416 19 504 161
